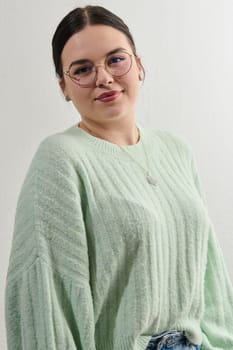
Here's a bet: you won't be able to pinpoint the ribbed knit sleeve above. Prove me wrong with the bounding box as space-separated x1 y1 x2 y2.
187 145 233 348
5 136 96 350
201 227 233 349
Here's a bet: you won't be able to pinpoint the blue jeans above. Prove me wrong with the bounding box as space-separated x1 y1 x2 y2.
145 329 201 349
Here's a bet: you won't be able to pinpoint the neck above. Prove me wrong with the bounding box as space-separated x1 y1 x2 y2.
78 121 140 145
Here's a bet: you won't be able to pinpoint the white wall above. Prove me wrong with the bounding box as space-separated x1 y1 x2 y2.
1 0 233 348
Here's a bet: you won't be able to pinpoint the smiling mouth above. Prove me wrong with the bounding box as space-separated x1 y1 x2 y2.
94 90 124 102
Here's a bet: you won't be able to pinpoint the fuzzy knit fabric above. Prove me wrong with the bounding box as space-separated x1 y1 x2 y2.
5 123 233 350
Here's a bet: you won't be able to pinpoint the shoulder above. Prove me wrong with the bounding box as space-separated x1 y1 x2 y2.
153 129 191 150
36 126 81 160
29 125 84 172
18 126 85 195
147 128 194 161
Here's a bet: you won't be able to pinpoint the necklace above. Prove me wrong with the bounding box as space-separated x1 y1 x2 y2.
117 127 157 186
77 122 157 186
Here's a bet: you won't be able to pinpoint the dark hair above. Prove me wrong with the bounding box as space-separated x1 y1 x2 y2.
52 5 138 79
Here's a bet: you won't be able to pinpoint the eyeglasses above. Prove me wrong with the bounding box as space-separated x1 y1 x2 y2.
63 50 133 88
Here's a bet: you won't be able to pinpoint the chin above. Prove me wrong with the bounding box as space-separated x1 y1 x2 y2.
102 107 128 120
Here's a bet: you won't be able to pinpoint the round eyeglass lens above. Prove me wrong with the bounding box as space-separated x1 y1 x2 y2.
68 51 132 86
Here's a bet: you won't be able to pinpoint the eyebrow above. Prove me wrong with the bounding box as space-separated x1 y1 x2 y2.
68 47 128 68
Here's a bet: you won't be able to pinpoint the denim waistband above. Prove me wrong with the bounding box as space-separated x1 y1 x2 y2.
145 329 189 349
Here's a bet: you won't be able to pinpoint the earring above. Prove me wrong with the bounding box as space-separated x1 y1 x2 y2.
65 95 71 101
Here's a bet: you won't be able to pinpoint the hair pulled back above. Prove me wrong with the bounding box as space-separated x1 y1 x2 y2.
52 6 138 79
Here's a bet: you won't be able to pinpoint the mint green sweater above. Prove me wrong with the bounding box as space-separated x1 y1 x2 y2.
5 124 233 350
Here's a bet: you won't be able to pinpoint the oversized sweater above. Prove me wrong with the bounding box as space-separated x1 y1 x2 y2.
5 123 233 350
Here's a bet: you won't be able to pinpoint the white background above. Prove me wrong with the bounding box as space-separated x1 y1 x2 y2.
1 1 233 348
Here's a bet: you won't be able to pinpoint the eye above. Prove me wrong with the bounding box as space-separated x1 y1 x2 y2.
108 55 126 65
71 64 93 76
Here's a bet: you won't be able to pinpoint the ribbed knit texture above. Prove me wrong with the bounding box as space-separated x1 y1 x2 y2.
5 124 233 350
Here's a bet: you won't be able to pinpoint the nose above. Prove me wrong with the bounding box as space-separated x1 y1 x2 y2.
95 65 113 87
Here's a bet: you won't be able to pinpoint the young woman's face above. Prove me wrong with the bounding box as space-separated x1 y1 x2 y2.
60 25 142 125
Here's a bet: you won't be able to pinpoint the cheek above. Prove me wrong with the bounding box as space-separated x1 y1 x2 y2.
69 86 90 103
70 90 94 114
124 70 140 95
126 64 140 85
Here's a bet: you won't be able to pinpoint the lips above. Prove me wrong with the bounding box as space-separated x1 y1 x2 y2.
95 90 123 102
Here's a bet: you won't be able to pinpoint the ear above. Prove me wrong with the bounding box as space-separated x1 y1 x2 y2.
59 79 71 102
59 78 66 95
135 56 144 81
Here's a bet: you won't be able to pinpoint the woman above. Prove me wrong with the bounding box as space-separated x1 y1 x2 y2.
5 5 233 350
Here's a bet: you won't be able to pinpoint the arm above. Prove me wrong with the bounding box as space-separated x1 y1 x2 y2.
5 136 96 350
201 227 233 349
189 146 233 348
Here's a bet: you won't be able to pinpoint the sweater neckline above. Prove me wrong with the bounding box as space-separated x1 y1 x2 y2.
65 122 155 157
